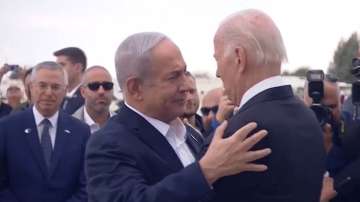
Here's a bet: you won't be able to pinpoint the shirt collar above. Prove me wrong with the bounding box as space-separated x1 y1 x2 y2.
124 102 186 141
84 107 97 127
239 75 288 109
66 83 82 97
33 106 59 127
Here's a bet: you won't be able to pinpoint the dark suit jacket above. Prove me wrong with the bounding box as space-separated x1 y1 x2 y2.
61 88 84 114
0 108 90 202
212 85 326 202
331 119 360 202
0 102 12 119
331 156 360 202
85 105 212 202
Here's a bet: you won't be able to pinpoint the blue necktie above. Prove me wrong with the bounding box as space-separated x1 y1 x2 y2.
41 119 53 169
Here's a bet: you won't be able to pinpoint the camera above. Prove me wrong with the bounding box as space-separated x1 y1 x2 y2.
306 70 333 126
7 64 20 71
351 58 360 119
4 64 21 79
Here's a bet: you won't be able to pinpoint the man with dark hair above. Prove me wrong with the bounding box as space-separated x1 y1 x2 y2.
181 71 205 136
54 47 87 114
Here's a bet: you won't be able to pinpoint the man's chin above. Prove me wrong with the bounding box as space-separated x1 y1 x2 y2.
181 112 196 119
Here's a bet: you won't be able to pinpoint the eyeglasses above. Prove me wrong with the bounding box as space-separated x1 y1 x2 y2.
87 81 114 91
200 105 219 116
34 82 65 93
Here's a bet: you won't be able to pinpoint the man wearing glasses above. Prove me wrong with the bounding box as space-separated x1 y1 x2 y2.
73 66 115 133
201 88 235 136
0 61 89 202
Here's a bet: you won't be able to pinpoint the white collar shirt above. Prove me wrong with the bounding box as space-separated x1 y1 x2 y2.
238 75 289 110
125 102 195 167
33 106 59 148
66 83 82 98
83 107 115 134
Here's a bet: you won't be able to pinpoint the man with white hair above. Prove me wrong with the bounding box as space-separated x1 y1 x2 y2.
86 32 272 202
210 9 326 202
0 61 90 202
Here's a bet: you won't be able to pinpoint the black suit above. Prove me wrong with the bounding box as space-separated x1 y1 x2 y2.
212 85 326 202
331 157 360 202
85 105 212 202
331 119 360 202
61 88 84 114
0 103 12 119
0 108 90 202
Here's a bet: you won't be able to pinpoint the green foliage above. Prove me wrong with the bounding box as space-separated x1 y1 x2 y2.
281 66 310 78
328 32 359 82
292 66 310 78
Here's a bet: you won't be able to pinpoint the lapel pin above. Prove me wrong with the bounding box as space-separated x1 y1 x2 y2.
24 128 32 134
64 129 71 134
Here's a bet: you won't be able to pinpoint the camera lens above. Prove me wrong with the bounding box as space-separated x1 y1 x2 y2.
310 105 332 127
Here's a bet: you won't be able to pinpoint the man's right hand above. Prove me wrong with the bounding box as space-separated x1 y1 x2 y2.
199 121 271 185
323 123 333 153
215 95 235 123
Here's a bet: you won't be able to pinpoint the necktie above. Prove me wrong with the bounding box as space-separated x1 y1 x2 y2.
41 119 53 169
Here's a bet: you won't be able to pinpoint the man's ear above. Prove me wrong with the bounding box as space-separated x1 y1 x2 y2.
235 46 246 73
74 63 83 73
80 85 86 97
126 77 144 101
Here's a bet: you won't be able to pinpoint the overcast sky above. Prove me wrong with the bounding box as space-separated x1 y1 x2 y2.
1 0 360 76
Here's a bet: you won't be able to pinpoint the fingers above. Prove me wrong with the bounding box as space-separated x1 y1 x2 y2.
230 122 257 142
213 120 228 141
241 130 268 151
242 163 268 172
242 148 272 163
323 123 332 133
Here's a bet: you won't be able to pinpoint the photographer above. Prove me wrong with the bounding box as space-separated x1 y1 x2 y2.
303 72 347 176
304 71 360 202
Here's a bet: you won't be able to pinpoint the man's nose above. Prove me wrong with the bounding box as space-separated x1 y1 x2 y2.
97 86 106 94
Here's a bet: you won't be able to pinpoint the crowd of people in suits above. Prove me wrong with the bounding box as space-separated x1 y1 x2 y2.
0 8 359 202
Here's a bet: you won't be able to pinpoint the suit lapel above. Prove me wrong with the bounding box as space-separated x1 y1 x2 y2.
117 105 184 172
23 109 49 177
49 112 70 177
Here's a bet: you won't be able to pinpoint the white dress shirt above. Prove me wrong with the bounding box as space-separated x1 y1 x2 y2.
66 84 82 98
125 103 195 167
238 75 289 110
33 106 59 148
83 107 115 134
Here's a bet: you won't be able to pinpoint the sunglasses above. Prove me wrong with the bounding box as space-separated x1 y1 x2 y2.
87 81 114 91
200 105 219 116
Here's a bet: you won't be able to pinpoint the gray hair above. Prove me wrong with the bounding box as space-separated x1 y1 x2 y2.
31 61 68 85
218 9 287 67
114 32 168 90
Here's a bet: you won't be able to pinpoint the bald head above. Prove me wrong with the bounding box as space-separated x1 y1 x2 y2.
215 9 287 68
202 88 223 108
81 65 113 115
201 87 223 131
83 66 111 83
